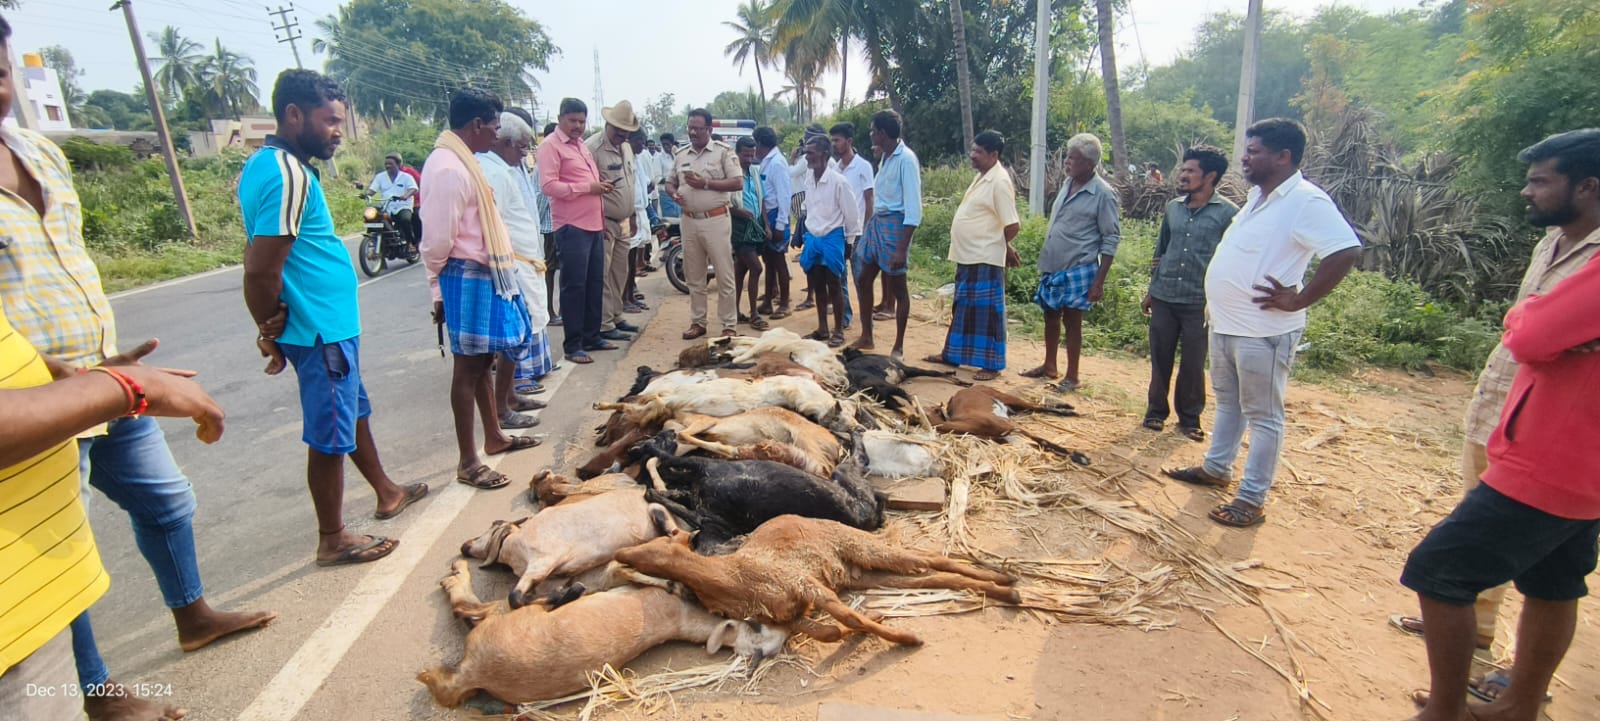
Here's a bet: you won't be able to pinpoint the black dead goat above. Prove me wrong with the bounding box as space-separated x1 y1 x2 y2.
626 429 885 552
840 347 970 410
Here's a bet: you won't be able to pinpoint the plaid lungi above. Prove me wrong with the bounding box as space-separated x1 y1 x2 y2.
733 213 767 254
856 210 908 276
942 263 1007 371
526 329 555 378
800 227 847 278
1034 261 1099 312
763 208 789 254
439 257 538 379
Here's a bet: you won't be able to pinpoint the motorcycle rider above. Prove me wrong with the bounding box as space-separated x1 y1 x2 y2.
367 153 419 250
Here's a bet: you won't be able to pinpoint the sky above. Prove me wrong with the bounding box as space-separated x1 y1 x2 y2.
11 0 1424 122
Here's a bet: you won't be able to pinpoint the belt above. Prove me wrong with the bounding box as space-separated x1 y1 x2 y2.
682 206 729 220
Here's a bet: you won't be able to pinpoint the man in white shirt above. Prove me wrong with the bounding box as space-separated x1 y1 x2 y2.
1163 118 1361 528
830 121 874 329
754 126 794 317
368 153 419 248
796 135 861 346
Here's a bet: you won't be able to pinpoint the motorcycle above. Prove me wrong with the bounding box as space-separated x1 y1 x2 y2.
658 216 721 295
357 192 419 277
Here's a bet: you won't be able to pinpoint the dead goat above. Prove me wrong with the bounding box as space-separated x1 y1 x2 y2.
933 386 1091 465
417 560 788 707
840 347 971 410
628 430 884 552
581 406 843 480
614 516 1019 647
595 375 857 434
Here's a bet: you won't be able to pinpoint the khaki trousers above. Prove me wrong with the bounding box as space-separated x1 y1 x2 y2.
683 214 737 331
600 217 634 331
1458 439 1506 647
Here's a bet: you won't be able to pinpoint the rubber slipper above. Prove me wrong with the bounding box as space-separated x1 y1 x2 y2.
1389 613 1425 638
1467 669 1551 703
315 535 398 567
750 318 770 331
1180 426 1206 442
827 333 845 348
1209 500 1266 527
519 382 546 395
373 482 429 520
1056 378 1080 392
585 341 620 352
456 464 510 489
1142 418 1164 432
1163 466 1230 488
565 352 594 364
973 370 999 381
720 329 738 338
923 354 958 367
872 311 893 321
486 435 542 456
770 307 791 319
1019 366 1060 380
498 412 539 430
804 329 829 341
509 396 547 412
795 300 815 310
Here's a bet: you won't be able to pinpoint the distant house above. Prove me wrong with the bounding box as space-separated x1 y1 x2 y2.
189 115 278 157
3 53 73 131
42 130 163 159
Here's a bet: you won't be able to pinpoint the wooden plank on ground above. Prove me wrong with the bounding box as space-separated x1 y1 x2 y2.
872 476 947 512
818 702 1001 721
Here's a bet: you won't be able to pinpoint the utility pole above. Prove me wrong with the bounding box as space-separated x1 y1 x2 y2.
1028 0 1052 214
267 5 304 70
592 48 604 113
111 0 197 238
1231 0 1263 167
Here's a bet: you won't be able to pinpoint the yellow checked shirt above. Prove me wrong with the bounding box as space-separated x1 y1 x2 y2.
0 309 109 672
0 127 118 367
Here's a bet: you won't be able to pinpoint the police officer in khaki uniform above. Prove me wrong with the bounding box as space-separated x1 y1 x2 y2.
666 108 744 339
586 100 641 341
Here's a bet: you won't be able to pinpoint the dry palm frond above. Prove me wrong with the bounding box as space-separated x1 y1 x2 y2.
516 652 799 721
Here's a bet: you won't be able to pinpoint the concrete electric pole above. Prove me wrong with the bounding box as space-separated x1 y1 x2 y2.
111 0 197 238
1028 0 1051 214
267 5 305 70
1231 0 1263 166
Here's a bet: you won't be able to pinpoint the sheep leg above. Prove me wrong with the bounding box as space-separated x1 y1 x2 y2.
816 594 922 646
846 570 1020 604
593 401 629 412
440 560 508 626
789 616 847 642
1016 429 1093 466
985 388 1076 416
674 432 742 459
899 365 973 387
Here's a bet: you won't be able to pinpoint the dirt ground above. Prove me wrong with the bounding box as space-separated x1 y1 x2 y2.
518 274 1599 721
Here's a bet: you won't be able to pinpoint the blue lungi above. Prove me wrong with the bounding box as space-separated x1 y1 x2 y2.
1034 261 1099 312
856 210 908 276
800 227 847 278
439 257 538 379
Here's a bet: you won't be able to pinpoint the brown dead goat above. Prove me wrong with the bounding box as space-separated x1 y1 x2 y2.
613 515 1019 646
581 406 842 479
417 560 788 707
933 386 1091 465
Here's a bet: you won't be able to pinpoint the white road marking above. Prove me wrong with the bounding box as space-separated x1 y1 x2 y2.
107 265 240 299
234 361 570 721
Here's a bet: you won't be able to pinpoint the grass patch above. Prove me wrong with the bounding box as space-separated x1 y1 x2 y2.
93 243 242 294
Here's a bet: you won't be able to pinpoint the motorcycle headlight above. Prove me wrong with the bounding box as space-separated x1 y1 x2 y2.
363 207 379 221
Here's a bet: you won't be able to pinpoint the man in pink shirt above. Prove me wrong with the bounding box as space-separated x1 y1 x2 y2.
537 98 615 364
1401 129 1600 721
421 87 542 491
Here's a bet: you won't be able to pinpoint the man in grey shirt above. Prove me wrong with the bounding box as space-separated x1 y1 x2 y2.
1142 145 1237 440
1026 133 1121 391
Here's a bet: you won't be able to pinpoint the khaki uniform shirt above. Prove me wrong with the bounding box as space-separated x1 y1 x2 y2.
668 140 742 213
1463 226 1600 445
585 131 637 223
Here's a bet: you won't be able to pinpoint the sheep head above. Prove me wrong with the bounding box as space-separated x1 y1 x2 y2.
459 517 527 567
707 620 790 664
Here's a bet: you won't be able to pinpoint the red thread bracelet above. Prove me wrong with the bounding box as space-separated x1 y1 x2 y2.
80 367 148 417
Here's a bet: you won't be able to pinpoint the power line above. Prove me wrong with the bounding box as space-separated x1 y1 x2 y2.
266 5 305 70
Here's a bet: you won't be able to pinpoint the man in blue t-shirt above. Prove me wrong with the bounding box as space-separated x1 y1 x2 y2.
239 70 428 567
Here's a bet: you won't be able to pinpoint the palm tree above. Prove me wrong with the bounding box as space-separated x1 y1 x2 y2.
779 31 835 123
775 0 914 116
723 0 777 121
948 0 974 150
1096 0 1129 180
199 40 260 119
149 26 205 103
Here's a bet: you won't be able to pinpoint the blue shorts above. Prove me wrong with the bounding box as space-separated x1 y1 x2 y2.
280 337 371 455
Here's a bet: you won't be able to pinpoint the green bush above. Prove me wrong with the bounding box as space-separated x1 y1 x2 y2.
60 138 135 172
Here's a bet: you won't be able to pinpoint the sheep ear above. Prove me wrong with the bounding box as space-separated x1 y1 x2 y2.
706 620 739 653
480 523 513 569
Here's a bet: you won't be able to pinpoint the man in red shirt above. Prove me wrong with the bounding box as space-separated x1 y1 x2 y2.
399 155 423 240
1401 128 1600 721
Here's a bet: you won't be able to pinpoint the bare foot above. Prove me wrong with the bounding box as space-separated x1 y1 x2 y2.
175 600 277 652
84 682 187 721
849 337 875 351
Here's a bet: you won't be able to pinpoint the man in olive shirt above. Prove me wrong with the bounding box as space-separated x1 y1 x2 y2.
587 100 642 342
666 108 744 339
1142 145 1237 440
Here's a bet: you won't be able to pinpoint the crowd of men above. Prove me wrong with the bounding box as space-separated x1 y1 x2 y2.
2 11 1597 717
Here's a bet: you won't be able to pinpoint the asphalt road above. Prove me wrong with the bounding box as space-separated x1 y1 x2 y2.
87 241 652 720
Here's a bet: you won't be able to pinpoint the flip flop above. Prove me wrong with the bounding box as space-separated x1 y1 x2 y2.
519 382 547 395
565 352 594 364
828 332 845 348
1056 378 1080 392
750 317 770 331
923 354 958 367
770 307 791 319
872 311 893 321
1142 418 1165 432
456 464 510 489
510 396 547 412
1163 465 1231 488
973 370 999 381
1389 613 1425 638
373 482 429 520
1468 669 1551 703
315 535 398 567
498 412 540 430
804 329 829 341
1209 500 1266 527
1019 366 1060 380
1180 426 1206 442
487 435 542 456
795 300 815 310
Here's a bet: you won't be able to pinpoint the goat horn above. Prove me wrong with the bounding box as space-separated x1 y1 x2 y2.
645 456 668 492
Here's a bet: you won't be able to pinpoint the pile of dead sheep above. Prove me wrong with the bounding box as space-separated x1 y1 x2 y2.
417 328 1090 710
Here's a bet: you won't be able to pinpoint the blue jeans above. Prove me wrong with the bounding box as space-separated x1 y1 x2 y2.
70 414 202 687
841 237 856 326
1202 330 1301 507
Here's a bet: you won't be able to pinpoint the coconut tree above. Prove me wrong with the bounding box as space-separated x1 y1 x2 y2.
198 40 260 119
149 26 206 104
723 0 778 121
948 0 974 150
1096 0 1129 180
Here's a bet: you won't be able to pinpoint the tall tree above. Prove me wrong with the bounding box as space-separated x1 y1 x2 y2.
723 0 777 122
149 27 206 107
775 0 915 115
312 0 558 122
198 40 260 119
1095 0 1128 179
947 0 974 150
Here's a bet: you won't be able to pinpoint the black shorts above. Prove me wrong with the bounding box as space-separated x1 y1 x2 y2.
1401 483 1600 605
542 232 559 270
